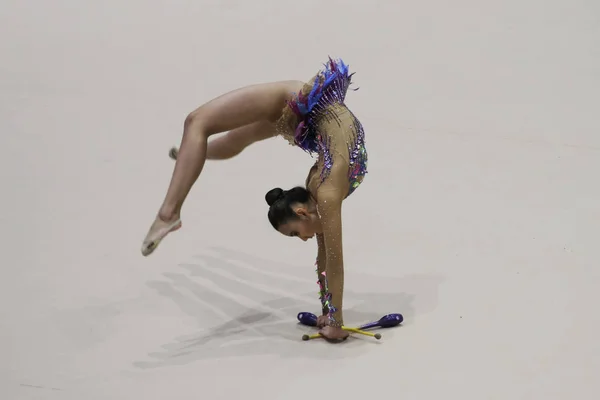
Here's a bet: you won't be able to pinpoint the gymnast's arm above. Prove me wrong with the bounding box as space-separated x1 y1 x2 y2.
315 233 328 315
316 162 350 327
304 164 330 317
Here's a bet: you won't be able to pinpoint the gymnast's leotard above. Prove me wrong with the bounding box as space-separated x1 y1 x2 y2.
276 57 368 198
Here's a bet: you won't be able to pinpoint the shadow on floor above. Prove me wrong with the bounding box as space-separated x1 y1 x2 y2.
133 246 444 368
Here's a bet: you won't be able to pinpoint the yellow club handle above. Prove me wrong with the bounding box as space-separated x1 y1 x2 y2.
301 326 382 341
342 327 382 339
302 333 323 341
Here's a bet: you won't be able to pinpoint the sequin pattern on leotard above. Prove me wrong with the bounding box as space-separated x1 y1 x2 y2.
345 114 368 197
276 57 368 196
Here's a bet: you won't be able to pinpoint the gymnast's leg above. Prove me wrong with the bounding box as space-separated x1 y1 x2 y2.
169 120 278 161
141 81 299 256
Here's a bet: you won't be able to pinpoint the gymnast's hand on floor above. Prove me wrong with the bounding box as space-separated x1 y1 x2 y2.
317 315 329 328
319 326 349 340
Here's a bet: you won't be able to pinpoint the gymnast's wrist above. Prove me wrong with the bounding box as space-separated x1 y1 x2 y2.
328 308 343 327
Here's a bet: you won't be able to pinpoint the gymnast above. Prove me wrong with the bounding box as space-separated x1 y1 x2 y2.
142 58 368 341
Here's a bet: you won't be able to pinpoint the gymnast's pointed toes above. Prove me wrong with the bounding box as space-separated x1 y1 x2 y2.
141 217 182 256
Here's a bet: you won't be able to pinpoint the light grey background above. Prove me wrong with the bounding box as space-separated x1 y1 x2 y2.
1 0 599 398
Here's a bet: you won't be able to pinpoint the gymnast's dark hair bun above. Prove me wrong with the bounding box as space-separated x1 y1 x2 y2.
265 188 285 206
265 186 312 230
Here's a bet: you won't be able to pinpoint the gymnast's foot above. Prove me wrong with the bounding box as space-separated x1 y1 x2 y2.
141 213 182 256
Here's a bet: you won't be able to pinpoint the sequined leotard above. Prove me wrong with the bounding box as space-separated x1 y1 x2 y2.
276 58 368 328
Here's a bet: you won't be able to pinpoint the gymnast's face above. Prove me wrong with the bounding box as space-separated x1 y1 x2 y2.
278 205 321 241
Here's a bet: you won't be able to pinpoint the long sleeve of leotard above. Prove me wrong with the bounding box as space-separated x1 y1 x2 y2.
315 159 350 327
315 234 329 315
308 164 330 317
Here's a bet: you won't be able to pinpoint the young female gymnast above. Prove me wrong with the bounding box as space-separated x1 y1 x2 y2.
142 58 367 340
